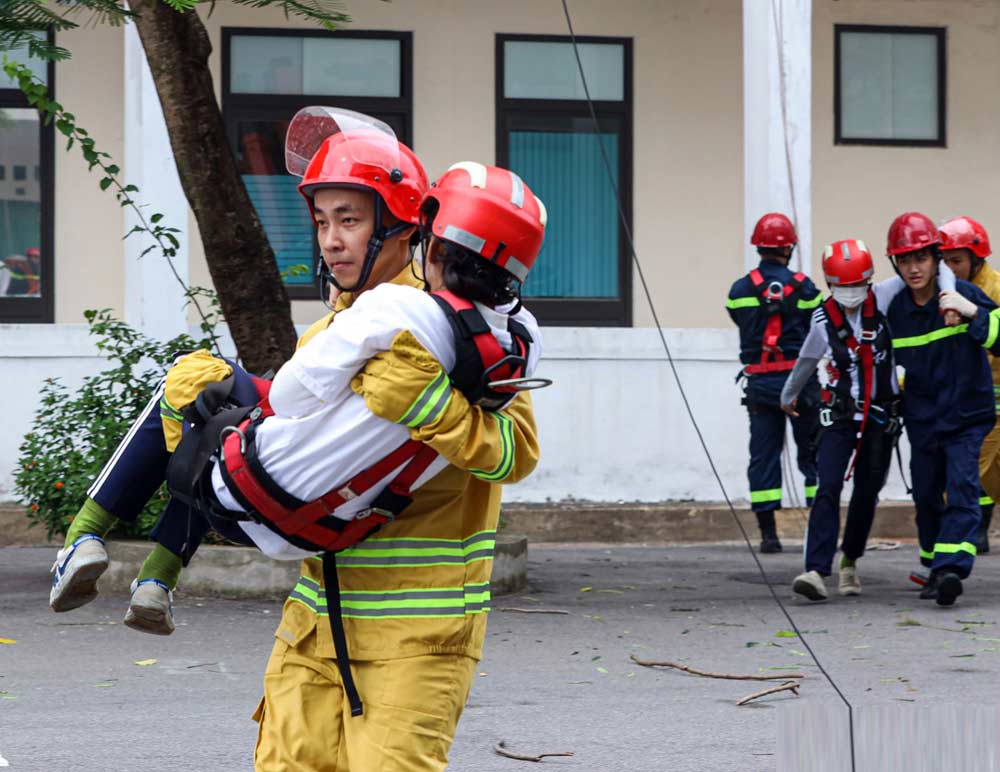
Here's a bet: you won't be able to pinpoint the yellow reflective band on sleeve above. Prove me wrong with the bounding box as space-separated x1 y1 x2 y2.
726 296 760 310
804 485 817 499
986 308 1000 349
892 324 968 349
398 371 453 429
750 488 783 504
933 541 978 557
981 496 994 507
797 295 822 310
330 530 497 569
288 577 492 618
919 548 935 561
158 396 184 423
470 412 515 482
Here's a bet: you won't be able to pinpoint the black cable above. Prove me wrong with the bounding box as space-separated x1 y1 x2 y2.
558 3 856 769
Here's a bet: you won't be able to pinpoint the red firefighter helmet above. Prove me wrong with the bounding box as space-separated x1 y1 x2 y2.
822 239 874 285
939 216 991 259
422 162 546 283
886 212 940 256
285 106 427 225
750 213 797 248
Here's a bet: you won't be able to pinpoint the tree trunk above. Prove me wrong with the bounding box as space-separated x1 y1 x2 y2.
128 0 298 373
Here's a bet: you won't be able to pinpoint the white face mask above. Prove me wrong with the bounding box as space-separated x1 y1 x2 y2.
831 285 868 310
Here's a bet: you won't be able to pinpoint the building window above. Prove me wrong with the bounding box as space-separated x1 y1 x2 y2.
0 32 54 322
222 28 411 300
835 25 946 147
496 35 632 326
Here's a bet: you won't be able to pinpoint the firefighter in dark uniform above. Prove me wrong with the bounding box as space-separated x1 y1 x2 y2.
727 213 821 553
886 212 1000 606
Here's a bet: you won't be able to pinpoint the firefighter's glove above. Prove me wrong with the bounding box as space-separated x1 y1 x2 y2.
162 350 233 452
939 290 978 320
352 330 457 428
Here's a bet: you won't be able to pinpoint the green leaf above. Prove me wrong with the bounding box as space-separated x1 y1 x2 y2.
99 177 112 191
151 213 164 224
105 164 120 176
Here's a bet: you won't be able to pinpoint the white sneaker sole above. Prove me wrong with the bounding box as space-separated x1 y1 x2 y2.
793 578 828 602
49 554 109 613
124 603 175 636
839 585 861 597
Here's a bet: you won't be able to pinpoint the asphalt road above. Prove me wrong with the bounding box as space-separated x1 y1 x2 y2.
3 542 1000 771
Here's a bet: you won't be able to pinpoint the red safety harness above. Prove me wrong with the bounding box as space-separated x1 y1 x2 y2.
820 290 878 480
743 269 807 375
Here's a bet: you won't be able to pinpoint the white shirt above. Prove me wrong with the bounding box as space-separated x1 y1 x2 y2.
209 283 542 560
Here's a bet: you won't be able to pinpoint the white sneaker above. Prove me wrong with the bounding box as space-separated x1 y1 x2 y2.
838 564 861 596
909 566 931 587
123 578 175 636
49 534 109 612
792 570 828 602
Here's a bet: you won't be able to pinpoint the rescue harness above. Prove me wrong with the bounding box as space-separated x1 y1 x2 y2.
165 290 536 717
743 269 807 375
819 290 884 480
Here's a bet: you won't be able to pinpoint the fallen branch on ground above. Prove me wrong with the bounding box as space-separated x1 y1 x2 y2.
499 608 571 615
629 654 803 681
494 740 574 762
736 680 800 706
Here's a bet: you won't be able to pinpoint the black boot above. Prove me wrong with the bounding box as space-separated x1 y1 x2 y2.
935 570 964 607
978 505 992 554
757 510 782 554
918 571 939 601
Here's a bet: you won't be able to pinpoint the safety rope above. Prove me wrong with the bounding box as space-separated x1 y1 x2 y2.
558 3 856 769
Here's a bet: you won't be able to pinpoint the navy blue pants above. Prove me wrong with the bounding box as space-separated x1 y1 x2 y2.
907 419 992 579
804 418 896 576
86 360 260 559
745 373 819 512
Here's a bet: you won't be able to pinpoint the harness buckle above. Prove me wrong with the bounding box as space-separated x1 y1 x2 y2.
819 407 833 428
764 281 785 302
859 329 877 342
338 486 358 501
219 425 247 455
355 507 394 521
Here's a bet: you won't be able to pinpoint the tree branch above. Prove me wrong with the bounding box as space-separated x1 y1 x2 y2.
629 655 804 681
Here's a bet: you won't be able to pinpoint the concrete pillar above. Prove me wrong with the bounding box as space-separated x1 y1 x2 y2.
122 22 189 341
743 0 812 273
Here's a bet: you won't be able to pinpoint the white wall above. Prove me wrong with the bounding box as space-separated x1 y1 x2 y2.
0 324 913 506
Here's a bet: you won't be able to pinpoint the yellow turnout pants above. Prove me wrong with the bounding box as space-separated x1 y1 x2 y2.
253 631 477 772
981 421 1000 504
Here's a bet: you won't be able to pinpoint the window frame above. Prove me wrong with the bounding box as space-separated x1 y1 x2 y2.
495 33 633 327
221 27 413 300
0 31 55 323
834 23 947 148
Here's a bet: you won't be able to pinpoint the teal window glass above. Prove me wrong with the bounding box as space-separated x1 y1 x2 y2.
510 130 619 298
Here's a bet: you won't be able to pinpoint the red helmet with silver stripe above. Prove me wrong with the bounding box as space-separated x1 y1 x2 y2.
422 162 546 283
886 212 940 256
939 216 991 259
822 239 874 285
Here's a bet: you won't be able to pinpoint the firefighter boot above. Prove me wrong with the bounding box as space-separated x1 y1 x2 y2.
757 510 782 554
978 505 992 554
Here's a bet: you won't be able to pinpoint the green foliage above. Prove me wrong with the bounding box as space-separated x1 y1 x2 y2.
0 0 351 61
14 307 223 539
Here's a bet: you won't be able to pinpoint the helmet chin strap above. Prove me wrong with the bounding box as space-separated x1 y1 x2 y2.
324 194 413 295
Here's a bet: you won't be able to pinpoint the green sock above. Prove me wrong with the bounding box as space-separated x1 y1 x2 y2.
64 498 118 549
840 556 856 569
137 544 183 590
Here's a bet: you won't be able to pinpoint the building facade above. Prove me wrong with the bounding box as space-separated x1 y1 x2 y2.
1 0 993 505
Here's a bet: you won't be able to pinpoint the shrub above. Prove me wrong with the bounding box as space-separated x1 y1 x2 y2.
15 306 220 539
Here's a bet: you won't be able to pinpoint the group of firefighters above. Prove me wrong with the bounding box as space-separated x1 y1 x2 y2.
729 211 1000 607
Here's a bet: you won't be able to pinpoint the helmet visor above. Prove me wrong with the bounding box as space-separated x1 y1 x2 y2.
284 106 400 177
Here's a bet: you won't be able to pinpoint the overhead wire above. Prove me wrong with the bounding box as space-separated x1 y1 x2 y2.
557 2 856 769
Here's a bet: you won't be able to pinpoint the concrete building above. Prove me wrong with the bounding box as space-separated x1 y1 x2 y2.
0 0 990 506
